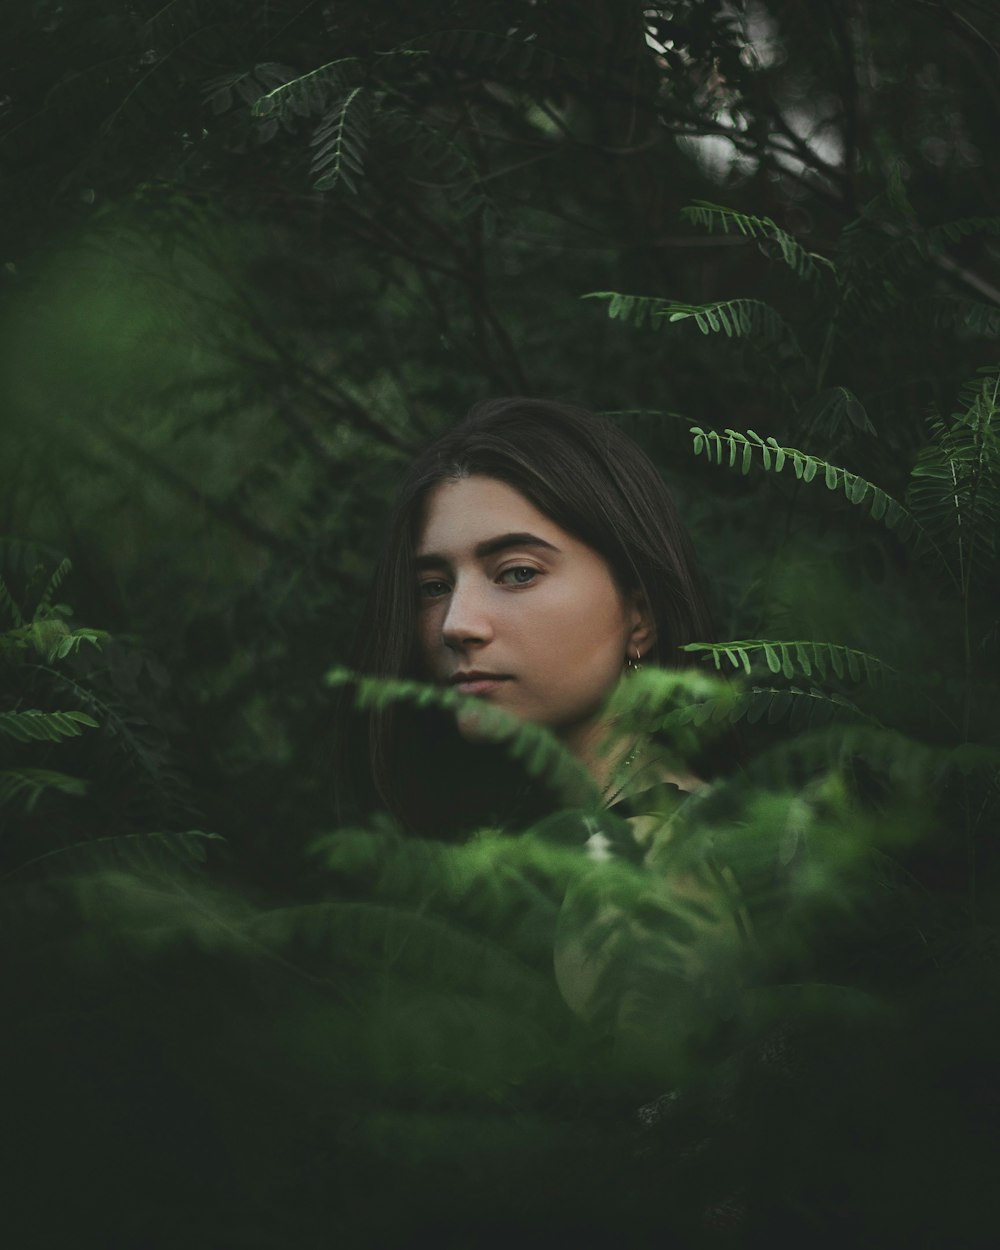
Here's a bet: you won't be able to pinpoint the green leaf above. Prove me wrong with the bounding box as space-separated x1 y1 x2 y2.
683 641 891 688
0 768 88 813
0 709 100 744
252 58 362 120
680 201 835 282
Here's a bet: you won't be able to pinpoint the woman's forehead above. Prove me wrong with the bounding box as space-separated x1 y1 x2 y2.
416 476 566 558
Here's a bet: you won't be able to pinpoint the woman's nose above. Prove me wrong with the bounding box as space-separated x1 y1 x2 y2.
440 577 495 649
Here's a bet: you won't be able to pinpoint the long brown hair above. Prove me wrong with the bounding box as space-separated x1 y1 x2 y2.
338 398 720 833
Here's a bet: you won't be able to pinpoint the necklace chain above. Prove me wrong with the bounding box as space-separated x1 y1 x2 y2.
601 737 643 807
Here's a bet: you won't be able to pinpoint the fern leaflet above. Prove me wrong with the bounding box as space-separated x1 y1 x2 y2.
252 58 362 120
907 369 1000 591
36 557 72 613
326 668 598 806
681 640 892 685
0 768 88 813
311 87 371 193
747 724 1000 794
661 685 878 732
681 200 835 282
202 63 296 116
926 297 1000 340
797 387 876 437
689 424 917 537
0 575 24 627
585 292 802 351
381 111 489 219
0 709 100 744
921 213 1000 253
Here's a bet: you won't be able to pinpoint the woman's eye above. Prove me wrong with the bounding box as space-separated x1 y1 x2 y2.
498 566 538 586
419 580 451 600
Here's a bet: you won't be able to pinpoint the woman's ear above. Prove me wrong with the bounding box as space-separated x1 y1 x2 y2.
627 591 656 658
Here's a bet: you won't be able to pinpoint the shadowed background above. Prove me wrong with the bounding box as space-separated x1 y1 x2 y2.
2 3 999 1246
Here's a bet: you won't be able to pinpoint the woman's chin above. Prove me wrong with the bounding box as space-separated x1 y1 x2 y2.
455 703 505 742
455 697 527 744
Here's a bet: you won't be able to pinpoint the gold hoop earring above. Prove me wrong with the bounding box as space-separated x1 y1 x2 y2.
625 646 642 675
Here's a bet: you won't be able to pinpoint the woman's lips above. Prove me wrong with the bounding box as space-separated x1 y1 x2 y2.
453 677 512 696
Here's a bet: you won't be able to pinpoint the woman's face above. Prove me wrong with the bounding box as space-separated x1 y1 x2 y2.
415 475 652 755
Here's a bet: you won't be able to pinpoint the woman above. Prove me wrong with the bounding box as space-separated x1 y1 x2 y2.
337 397 747 1025
342 396 725 839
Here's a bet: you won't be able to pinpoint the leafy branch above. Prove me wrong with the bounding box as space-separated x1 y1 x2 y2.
0 768 88 813
688 423 927 542
0 709 100 743
585 292 800 349
662 685 879 732
251 58 363 120
325 667 598 807
682 640 892 684
681 200 836 282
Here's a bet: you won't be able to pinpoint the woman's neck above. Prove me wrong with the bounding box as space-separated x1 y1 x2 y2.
558 717 648 804
560 717 702 805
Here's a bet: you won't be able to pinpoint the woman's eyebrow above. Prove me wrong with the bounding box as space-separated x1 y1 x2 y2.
414 531 560 569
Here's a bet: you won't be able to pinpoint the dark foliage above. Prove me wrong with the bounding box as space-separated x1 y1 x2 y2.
2 1 1000 1245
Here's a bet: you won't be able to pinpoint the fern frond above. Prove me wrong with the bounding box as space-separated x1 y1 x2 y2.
689 424 917 538
325 668 597 806
920 213 1000 253
202 62 296 116
0 709 99 744
26 619 107 663
926 297 1000 340
0 537 65 582
251 58 363 120
585 292 802 350
33 667 178 793
311 87 371 193
311 827 442 893
956 363 1000 411
49 629 109 661
662 685 878 732
249 900 555 1013
681 200 835 282
603 665 741 746
797 387 876 437
310 826 588 947
581 292 668 330
6 830 224 880
382 111 489 219
837 212 1000 330
907 370 1000 590
0 768 88 813
665 299 793 341
0 575 24 628
747 725 1000 794
36 557 72 613
681 640 892 685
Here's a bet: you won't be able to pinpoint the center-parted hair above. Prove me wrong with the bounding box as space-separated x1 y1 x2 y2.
339 397 719 833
